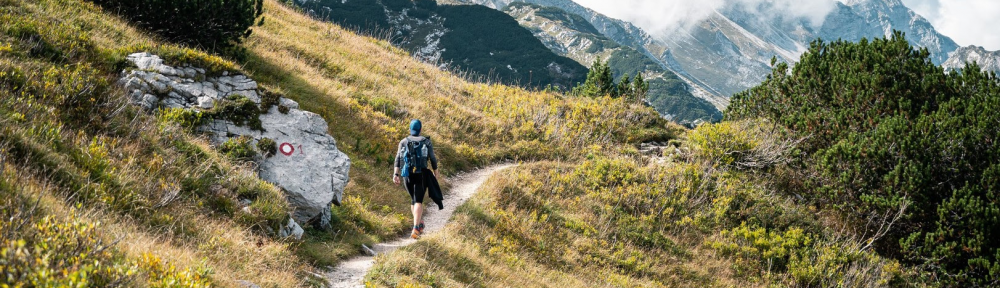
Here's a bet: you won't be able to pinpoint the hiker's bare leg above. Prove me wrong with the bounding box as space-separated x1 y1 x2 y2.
413 203 424 227
411 204 417 226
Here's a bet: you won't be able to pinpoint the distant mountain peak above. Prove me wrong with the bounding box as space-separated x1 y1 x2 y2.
841 0 903 7
943 45 1000 73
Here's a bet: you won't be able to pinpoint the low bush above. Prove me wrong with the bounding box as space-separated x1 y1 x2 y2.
203 94 263 131
257 137 277 157
89 0 264 51
219 136 257 161
686 120 799 170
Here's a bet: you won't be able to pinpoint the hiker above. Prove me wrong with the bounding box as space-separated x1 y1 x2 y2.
393 119 443 239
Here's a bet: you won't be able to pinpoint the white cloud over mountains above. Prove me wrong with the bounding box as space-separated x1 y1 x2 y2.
902 0 1000 50
573 0 1000 50
570 0 839 36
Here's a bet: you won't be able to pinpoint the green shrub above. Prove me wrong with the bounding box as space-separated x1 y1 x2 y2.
204 94 263 131
89 0 264 50
159 108 204 131
219 136 257 161
727 31 1000 285
259 89 281 113
686 120 798 170
257 137 276 157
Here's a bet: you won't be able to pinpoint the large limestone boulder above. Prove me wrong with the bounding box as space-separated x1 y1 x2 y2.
119 52 350 228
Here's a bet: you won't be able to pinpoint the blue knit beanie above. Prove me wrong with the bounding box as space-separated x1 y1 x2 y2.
409 119 422 136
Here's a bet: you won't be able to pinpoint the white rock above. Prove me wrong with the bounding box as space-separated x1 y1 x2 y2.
119 52 351 229
167 91 185 101
236 280 261 288
279 217 305 240
174 82 204 98
279 98 300 110
162 97 185 109
198 97 215 109
127 52 162 70
202 85 220 100
256 109 350 225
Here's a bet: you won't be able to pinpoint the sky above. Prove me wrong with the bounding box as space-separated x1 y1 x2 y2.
571 0 1000 51
901 0 1000 50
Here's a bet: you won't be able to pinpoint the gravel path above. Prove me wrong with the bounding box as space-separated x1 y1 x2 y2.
325 164 515 287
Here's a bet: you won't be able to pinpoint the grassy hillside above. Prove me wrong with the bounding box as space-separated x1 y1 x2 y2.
244 0 678 261
367 34 1000 287
0 0 675 286
368 120 912 287
0 0 304 286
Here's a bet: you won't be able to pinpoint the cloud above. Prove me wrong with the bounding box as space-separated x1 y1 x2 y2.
903 0 1000 50
571 0 839 37
573 0 1000 51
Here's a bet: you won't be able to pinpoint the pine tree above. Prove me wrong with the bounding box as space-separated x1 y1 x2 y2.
632 73 649 104
727 31 1000 285
615 73 631 98
574 57 615 97
91 0 264 51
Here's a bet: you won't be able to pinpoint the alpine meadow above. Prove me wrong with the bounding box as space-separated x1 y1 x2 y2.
1 0 998 287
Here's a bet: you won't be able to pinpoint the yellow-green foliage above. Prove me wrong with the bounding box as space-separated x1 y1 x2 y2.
0 171 212 287
369 121 911 287
2 0 679 282
709 222 905 287
685 119 798 170
687 121 759 167
240 0 681 265
219 135 258 161
0 0 307 285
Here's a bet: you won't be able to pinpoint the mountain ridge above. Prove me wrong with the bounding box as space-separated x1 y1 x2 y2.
448 0 974 107
293 0 588 90
944 45 1000 74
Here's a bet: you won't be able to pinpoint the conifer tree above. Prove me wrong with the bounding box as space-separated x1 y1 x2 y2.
91 0 264 51
574 57 615 97
727 31 1000 285
616 74 631 98
632 73 649 104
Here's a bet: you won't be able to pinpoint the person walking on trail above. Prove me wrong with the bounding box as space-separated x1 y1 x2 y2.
393 119 441 239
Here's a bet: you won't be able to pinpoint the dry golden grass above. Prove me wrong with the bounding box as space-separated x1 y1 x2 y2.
367 123 912 287
240 0 677 265
0 0 317 286
3 0 676 286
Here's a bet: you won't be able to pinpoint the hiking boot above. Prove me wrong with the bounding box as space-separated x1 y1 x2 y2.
417 223 425 233
410 228 421 239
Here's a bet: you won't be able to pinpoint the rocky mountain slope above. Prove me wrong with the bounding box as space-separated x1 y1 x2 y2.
292 0 587 90
447 0 965 107
944 45 1000 74
502 2 721 123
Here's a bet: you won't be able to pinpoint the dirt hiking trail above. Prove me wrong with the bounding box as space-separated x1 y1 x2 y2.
324 164 515 287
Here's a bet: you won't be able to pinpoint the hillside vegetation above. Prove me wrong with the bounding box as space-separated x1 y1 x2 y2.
0 0 674 286
728 33 1000 286
367 34 1000 287
292 0 588 90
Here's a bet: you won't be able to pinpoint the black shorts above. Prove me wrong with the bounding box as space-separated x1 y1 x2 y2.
403 171 427 205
